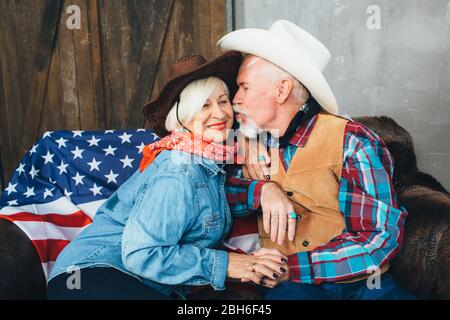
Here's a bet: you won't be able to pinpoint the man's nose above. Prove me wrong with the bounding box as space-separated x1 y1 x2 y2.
232 91 242 105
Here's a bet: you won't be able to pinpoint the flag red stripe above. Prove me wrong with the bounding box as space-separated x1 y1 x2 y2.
32 239 71 262
0 215 14 223
0 211 92 228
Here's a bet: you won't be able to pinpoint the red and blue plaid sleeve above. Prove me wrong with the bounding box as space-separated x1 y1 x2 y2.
225 166 266 217
289 122 409 284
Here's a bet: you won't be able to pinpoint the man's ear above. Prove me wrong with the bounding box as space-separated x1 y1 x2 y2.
276 79 293 104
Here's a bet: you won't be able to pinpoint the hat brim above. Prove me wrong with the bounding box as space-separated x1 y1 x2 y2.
218 29 338 115
143 51 243 137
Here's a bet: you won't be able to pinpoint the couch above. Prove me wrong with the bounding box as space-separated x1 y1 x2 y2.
0 116 449 299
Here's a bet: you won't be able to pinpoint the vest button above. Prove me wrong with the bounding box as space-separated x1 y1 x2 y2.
286 191 293 197
302 240 309 247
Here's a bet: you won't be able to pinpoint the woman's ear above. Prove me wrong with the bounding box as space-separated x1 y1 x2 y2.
276 79 293 104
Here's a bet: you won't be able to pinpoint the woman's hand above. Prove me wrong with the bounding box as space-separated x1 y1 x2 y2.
251 248 290 288
227 249 288 286
237 135 271 180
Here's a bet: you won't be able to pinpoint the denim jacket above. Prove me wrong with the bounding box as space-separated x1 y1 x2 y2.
48 150 233 298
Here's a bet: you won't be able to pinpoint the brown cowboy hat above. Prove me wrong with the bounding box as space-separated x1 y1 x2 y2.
143 50 243 137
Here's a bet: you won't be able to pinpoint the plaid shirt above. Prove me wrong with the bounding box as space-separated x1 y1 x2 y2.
225 114 409 284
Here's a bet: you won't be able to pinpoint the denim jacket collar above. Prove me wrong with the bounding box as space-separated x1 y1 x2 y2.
192 154 226 175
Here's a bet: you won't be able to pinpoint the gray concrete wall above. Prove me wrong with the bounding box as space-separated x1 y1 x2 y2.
233 0 450 191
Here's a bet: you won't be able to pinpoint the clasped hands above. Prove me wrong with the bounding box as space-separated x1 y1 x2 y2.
227 249 289 288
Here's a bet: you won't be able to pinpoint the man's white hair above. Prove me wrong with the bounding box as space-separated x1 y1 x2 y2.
242 55 309 104
165 76 229 132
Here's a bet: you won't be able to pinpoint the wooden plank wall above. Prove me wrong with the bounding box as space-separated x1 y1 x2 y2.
0 0 229 186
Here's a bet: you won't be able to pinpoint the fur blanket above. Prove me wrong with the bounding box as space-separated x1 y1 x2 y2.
355 116 450 299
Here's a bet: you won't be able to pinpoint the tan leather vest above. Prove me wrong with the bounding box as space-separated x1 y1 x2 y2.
248 113 389 282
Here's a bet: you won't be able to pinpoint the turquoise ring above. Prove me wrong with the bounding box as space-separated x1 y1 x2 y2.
288 212 303 221
257 154 265 162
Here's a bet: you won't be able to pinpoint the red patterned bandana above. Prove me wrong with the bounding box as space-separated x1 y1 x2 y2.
139 131 238 172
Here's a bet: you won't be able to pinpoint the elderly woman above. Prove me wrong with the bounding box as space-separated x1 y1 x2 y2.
46 51 287 300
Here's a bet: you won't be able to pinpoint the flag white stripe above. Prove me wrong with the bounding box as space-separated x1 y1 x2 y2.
42 261 56 280
0 197 104 216
77 200 105 219
12 220 87 241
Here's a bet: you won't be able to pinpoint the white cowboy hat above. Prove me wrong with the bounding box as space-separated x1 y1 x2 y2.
217 20 338 115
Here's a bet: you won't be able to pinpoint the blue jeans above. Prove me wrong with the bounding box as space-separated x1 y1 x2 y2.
259 273 416 300
47 267 174 300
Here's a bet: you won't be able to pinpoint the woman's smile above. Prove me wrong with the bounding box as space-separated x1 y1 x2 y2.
208 121 227 131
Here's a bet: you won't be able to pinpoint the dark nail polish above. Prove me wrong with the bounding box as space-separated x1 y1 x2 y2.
265 175 271 180
273 273 279 279
281 258 288 263
280 267 286 273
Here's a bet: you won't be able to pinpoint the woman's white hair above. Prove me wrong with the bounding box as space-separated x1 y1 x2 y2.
165 76 229 132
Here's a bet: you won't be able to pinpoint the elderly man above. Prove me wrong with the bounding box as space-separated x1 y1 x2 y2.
222 20 415 300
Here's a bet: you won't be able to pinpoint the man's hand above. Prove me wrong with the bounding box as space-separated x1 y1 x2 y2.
261 182 297 245
238 135 296 245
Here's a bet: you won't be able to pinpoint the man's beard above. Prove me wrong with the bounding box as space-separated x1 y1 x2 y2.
233 105 264 139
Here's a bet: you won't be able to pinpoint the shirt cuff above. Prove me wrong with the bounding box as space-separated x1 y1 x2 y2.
247 180 267 210
210 249 229 291
288 252 315 284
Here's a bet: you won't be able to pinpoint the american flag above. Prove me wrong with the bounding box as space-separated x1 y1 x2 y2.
0 129 160 279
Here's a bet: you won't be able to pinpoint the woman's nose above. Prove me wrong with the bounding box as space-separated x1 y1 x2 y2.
211 103 227 119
